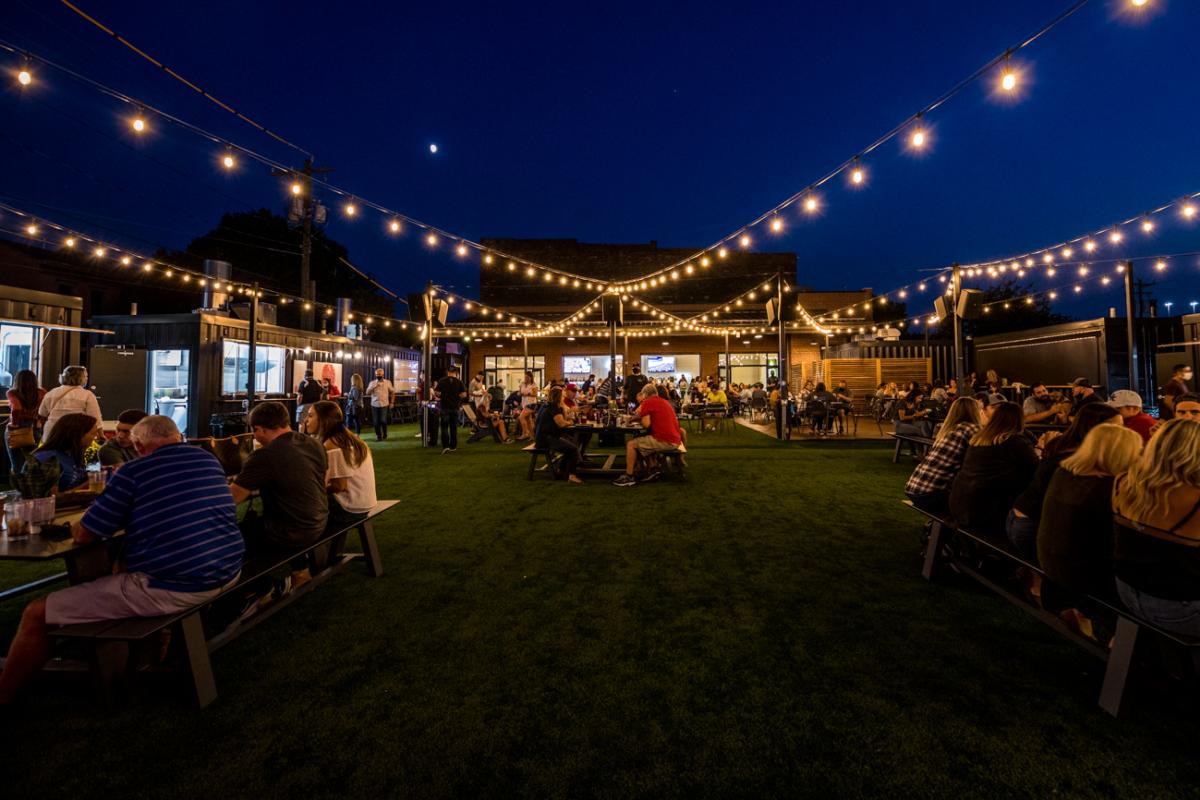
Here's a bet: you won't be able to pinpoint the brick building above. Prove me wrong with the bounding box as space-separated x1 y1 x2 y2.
457 239 876 391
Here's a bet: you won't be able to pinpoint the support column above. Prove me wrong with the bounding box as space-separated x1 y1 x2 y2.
951 263 965 382
246 282 259 417
1123 260 1138 392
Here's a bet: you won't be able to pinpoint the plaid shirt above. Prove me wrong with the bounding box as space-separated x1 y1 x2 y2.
905 422 980 496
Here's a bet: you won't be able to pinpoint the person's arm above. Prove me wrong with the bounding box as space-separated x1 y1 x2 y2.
229 482 254 505
231 448 271 504
77 468 135 540
37 389 52 424
640 414 652 429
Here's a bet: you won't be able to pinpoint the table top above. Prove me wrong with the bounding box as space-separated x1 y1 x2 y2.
0 508 97 561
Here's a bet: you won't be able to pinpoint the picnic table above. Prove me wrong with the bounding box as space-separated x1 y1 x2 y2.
0 505 113 600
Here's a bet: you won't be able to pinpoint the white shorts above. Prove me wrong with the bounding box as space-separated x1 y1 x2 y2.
45 571 240 626
634 436 685 454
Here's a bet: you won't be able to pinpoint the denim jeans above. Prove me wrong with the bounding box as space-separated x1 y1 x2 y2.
371 406 389 440
1116 579 1200 638
1005 509 1039 563
439 409 459 449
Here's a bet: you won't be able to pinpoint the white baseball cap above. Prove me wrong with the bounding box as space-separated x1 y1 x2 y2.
1108 389 1142 409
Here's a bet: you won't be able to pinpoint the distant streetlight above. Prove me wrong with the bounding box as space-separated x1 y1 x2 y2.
1191 301 1199 313
1164 302 1174 315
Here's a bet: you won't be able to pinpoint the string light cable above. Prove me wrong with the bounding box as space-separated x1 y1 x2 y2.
10 0 1143 295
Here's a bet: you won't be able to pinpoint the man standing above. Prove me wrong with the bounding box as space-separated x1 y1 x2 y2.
230 401 328 551
365 368 395 441
0 415 244 704
1109 389 1157 443
613 383 683 487
434 365 467 454
1160 363 1193 420
623 366 649 409
295 369 324 428
98 408 148 467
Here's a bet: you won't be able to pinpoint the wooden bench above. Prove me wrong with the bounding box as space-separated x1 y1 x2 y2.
889 432 933 463
52 500 398 708
905 500 1200 717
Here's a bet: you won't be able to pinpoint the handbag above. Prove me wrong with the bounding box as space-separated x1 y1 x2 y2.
7 423 35 449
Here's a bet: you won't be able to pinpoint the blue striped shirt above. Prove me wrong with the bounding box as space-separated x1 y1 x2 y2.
81 442 244 592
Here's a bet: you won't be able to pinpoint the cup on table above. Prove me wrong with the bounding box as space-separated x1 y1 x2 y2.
87 466 106 493
4 498 37 539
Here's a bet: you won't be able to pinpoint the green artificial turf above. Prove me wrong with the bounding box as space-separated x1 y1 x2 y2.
2 423 1199 798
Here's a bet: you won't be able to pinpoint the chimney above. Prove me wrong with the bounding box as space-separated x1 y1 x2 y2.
201 260 232 312
336 297 354 337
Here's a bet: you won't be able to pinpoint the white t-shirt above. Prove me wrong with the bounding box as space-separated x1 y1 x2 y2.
39 385 103 439
325 445 377 514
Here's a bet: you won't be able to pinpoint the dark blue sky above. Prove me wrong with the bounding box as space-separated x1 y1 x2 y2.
2 0 1198 320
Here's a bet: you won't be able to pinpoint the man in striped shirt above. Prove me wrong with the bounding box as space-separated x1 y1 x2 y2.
0 415 243 704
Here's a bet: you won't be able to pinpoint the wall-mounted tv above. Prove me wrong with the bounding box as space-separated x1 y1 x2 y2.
563 356 592 374
646 355 676 374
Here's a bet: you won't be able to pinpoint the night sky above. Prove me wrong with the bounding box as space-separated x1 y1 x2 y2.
2 0 1198 319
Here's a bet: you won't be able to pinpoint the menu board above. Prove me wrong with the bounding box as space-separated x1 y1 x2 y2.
646 355 676 374
564 356 592 374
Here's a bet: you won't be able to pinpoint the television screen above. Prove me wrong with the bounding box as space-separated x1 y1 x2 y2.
563 356 592 374
646 356 676 374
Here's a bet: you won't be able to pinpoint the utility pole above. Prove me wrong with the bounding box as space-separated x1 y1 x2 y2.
951 263 964 383
1123 261 1138 393
273 157 333 331
776 271 787 440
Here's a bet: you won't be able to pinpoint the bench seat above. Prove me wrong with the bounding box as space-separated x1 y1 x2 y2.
53 500 399 708
905 499 1200 717
889 432 933 463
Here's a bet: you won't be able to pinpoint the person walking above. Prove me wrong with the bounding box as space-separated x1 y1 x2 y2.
434 365 467 454
365 368 395 441
344 373 364 435
37 365 102 441
5 369 45 471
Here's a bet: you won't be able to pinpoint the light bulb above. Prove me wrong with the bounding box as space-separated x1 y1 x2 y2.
291 182 302 195
1084 240 1097 252
131 115 146 133
25 224 38 235
804 196 819 213
850 167 865 185
1109 231 1123 244
17 68 32 87
1183 204 1198 219
1001 70 1017 92
770 218 783 232
739 234 751 248
910 129 926 148
222 152 236 169
64 237 75 248
344 203 357 217
426 233 437 246
389 219 401 233
1141 219 1154 233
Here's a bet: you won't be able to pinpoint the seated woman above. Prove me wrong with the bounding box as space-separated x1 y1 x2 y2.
535 387 583 485
948 402 1038 538
304 400 377 526
1007 403 1122 561
1037 425 1142 636
1112 419 1200 637
29 412 100 492
468 395 513 444
894 388 933 439
905 397 981 515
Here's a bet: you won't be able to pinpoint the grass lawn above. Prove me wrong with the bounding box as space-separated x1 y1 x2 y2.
2 423 1199 798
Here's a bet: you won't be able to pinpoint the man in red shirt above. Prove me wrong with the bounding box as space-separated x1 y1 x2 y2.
1109 389 1157 443
613 384 684 487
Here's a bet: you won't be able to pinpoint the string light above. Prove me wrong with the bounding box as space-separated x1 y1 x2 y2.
221 148 236 170
17 62 32 87
803 195 820 214
290 182 303 196
130 109 147 134
344 202 357 217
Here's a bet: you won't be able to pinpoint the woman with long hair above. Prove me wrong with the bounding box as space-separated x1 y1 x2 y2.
5 369 46 470
31 412 100 492
1006 403 1122 560
517 370 539 441
303 400 377 523
1112 420 1200 636
905 397 982 515
343 373 365 435
535 386 583 485
1038 425 1141 604
948 402 1037 537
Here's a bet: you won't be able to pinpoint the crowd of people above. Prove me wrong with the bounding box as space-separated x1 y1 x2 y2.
0 388 380 705
902 367 1200 640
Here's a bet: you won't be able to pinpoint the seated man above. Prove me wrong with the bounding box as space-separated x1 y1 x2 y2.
99 408 149 467
613 383 684 487
230 401 329 553
0 415 244 704
468 395 512 444
1173 392 1200 419
1109 389 1157 443
562 382 594 458
1021 382 1061 424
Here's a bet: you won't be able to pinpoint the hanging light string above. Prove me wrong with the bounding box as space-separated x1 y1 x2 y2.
2 0 1139 295
57 0 313 159
0 38 618 294
604 0 1100 290
0 199 434 331
814 185 1199 323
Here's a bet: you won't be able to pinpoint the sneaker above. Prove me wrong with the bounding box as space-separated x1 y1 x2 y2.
640 471 663 483
442 448 451 455
612 473 638 487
